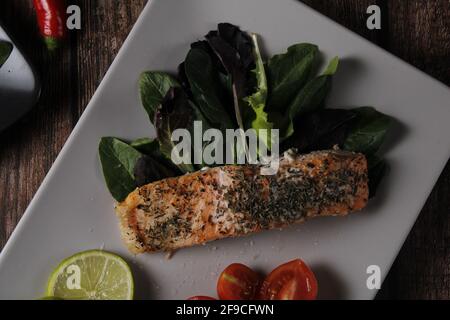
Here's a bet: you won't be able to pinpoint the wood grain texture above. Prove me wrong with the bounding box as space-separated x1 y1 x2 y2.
0 0 448 299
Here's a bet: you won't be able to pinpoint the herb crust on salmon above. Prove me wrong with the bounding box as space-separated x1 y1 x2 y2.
115 149 368 254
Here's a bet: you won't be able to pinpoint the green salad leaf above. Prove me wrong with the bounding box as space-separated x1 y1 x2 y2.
99 137 143 202
0 41 12 68
99 137 180 201
133 153 180 188
130 138 160 154
184 48 234 130
282 109 356 153
288 56 339 120
139 72 180 123
130 138 181 188
244 33 274 149
100 22 395 201
323 56 340 76
282 107 391 158
343 106 392 155
205 23 256 131
155 87 212 173
266 43 319 113
131 137 182 170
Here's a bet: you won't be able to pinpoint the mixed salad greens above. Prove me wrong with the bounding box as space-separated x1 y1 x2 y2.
99 23 391 202
0 40 13 68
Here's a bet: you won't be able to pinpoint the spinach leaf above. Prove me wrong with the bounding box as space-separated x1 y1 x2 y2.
179 40 234 111
266 43 319 113
155 87 210 173
284 106 391 156
184 48 234 130
0 41 12 68
130 138 160 155
139 71 180 123
177 62 191 94
343 107 392 155
191 40 229 75
288 56 339 120
282 109 356 153
99 137 181 201
99 137 142 202
131 137 182 174
133 154 180 187
205 23 256 130
214 23 255 78
244 33 274 148
218 72 233 100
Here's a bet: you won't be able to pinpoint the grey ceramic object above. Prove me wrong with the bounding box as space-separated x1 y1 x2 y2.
0 25 40 131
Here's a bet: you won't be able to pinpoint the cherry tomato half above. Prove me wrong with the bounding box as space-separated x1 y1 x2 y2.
187 296 216 300
217 263 262 300
259 259 318 300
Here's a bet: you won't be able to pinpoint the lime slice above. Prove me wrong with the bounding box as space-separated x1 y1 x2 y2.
46 250 134 300
39 296 63 300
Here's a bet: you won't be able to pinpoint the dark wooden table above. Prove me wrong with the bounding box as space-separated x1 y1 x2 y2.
0 0 448 299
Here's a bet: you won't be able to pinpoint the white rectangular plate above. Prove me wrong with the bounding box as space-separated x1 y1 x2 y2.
1 0 449 300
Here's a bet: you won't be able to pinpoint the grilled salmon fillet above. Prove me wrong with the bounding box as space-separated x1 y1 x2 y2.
115 149 368 254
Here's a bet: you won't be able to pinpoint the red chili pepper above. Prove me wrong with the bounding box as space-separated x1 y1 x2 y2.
33 0 67 50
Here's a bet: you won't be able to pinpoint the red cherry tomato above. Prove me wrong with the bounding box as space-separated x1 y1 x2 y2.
259 259 318 300
187 296 216 300
217 263 262 300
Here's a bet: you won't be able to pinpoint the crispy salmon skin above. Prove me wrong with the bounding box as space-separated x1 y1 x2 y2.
115 150 368 254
